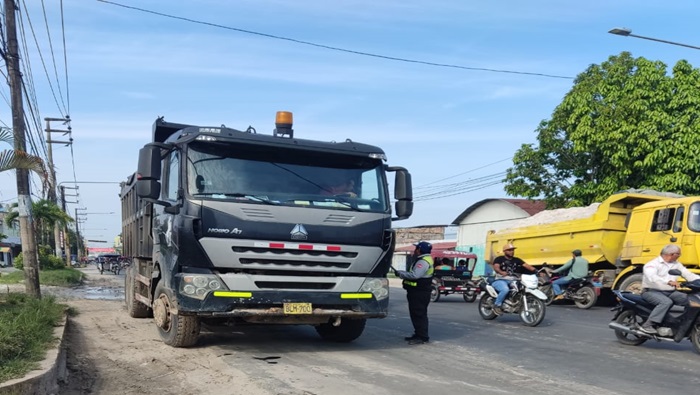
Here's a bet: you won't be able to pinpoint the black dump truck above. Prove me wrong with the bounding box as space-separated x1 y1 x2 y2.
120 112 413 347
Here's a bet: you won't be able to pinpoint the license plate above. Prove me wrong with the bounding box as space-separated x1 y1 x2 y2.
283 302 312 315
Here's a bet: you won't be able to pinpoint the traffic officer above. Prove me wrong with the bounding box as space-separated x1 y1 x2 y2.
396 241 434 345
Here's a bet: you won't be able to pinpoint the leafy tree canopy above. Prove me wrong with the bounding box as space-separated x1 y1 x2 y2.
504 52 700 207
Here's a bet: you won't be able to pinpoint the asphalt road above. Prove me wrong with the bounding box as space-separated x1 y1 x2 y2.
202 288 700 395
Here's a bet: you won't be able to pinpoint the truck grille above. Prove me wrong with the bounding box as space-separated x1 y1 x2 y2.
240 258 350 269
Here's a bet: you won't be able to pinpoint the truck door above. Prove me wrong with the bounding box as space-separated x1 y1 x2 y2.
641 206 681 262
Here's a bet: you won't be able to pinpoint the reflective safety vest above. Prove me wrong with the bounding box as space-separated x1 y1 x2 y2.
403 255 434 289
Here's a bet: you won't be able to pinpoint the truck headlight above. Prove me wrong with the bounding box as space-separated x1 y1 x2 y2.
178 273 228 300
360 278 389 301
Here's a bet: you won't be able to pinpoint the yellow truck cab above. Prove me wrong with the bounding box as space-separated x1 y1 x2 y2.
485 191 700 294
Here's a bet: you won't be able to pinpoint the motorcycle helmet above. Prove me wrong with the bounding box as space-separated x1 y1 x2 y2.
413 241 433 254
572 249 582 256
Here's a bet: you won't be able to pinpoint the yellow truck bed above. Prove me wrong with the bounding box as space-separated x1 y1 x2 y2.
485 193 674 268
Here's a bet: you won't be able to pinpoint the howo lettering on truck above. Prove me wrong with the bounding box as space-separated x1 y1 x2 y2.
120 111 413 347
485 191 700 295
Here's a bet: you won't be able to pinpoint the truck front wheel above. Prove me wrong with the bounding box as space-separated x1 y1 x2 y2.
153 282 200 347
619 273 643 295
315 318 366 342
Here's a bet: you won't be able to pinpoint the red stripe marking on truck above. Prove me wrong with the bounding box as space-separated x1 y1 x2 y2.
269 243 285 249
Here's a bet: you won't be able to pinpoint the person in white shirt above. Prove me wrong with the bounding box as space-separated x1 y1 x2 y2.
639 244 700 334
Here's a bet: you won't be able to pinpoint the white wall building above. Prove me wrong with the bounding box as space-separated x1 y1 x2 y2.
451 199 546 276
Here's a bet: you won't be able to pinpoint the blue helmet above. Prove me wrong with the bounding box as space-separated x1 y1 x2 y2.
413 241 432 254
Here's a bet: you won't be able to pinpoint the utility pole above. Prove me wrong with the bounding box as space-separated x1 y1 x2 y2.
60 185 78 266
5 0 40 297
46 117 72 259
75 207 86 262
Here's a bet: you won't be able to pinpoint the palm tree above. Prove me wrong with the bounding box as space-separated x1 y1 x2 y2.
4 200 73 250
0 128 47 180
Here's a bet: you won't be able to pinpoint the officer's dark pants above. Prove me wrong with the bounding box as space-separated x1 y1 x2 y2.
406 289 431 340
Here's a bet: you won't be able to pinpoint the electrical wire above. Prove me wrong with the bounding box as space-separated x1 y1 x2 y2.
40 0 68 115
19 0 67 117
96 0 574 80
414 157 513 189
60 0 70 115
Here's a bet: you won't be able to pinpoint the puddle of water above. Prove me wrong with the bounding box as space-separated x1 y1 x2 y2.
81 286 125 301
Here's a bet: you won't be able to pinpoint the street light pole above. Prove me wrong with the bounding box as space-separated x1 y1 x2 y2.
609 28 700 50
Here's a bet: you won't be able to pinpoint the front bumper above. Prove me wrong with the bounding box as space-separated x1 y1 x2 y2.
176 289 389 322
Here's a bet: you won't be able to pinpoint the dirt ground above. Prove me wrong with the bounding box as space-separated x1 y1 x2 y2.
12 267 275 395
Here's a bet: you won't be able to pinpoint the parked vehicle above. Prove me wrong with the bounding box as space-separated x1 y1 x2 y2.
538 266 603 309
121 112 413 347
609 269 700 353
486 191 700 294
429 250 479 303
478 272 547 327
97 253 122 275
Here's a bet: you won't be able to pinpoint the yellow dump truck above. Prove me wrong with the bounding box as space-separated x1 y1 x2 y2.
485 192 700 293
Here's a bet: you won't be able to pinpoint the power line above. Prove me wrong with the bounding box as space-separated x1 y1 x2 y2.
97 0 574 80
59 0 69 115
40 0 67 115
414 157 513 189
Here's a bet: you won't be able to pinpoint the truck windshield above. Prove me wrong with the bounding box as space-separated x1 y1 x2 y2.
186 141 389 212
688 202 700 233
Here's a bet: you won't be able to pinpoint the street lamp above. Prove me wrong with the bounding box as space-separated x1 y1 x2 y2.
608 27 700 50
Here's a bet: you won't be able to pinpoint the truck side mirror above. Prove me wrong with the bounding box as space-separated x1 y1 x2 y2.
385 166 413 220
136 144 163 201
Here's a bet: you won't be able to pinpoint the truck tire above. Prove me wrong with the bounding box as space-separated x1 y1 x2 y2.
573 286 597 309
125 265 151 318
619 273 644 294
153 282 200 347
315 318 366 343
430 286 441 303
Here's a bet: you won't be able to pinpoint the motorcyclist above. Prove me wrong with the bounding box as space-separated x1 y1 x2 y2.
639 244 700 334
491 243 536 315
551 249 589 301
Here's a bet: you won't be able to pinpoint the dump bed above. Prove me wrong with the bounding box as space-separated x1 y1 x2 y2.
485 193 674 267
119 173 153 259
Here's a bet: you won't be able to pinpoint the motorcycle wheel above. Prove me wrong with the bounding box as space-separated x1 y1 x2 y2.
463 290 477 303
574 286 597 309
520 294 545 327
430 286 441 303
541 285 554 305
691 321 700 354
614 310 647 346
478 295 498 320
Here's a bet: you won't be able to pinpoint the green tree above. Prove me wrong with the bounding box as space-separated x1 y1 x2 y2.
504 52 700 207
4 200 73 253
0 128 46 178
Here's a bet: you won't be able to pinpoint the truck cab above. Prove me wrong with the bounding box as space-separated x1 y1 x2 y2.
121 112 413 347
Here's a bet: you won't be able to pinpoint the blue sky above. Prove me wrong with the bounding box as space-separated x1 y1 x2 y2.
2 0 699 247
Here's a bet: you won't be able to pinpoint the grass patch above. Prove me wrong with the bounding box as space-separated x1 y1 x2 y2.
0 293 67 382
0 268 84 287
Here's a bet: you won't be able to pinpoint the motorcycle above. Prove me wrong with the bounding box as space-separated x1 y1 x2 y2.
538 268 603 309
609 269 700 353
99 258 121 275
478 271 548 327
